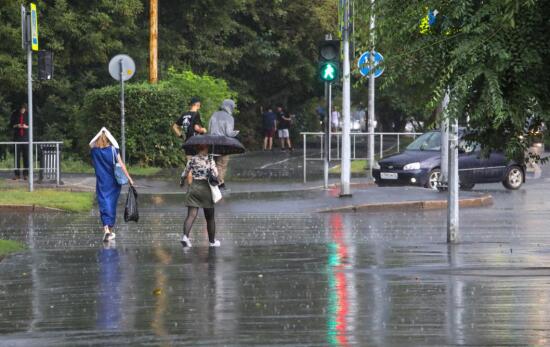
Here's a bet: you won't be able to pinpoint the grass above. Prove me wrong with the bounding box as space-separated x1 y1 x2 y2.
0 188 94 212
0 240 26 257
62 158 161 176
329 160 369 174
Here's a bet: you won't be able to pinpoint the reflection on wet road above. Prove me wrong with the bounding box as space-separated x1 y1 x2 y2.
1 171 550 346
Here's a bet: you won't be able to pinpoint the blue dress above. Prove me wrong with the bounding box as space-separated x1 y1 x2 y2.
91 146 121 227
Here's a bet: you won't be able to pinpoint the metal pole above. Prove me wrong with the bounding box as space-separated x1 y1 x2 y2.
55 143 60 186
324 82 329 188
367 0 376 180
303 133 307 183
27 13 34 192
340 0 352 196
119 59 126 163
328 83 332 161
447 120 459 243
379 133 383 159
440 90 450 186
397 134 400 153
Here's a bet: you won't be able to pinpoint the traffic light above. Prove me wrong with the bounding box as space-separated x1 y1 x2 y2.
38 50 53 80
318 40 340 83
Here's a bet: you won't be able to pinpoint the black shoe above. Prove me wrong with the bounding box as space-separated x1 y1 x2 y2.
219 183 226 191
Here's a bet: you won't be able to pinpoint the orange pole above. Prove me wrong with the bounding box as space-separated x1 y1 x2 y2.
149 0 158 83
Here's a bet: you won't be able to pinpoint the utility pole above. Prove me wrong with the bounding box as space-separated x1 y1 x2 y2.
149 0 158 83
367 0 376 180
340 0 352 197
447 119 459 243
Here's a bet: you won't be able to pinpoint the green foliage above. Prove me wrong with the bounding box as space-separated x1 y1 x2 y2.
78 70 235 167
353 0 550 161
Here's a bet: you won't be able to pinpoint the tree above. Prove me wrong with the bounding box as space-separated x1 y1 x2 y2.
353 0 550 160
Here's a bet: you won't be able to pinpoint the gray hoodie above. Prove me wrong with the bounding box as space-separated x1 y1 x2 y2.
208 99 239 137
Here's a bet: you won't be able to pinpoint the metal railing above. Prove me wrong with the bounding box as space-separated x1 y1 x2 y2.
0 141 63 185
300 132 422 182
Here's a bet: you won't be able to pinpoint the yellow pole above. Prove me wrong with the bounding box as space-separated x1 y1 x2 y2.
149 0 158 83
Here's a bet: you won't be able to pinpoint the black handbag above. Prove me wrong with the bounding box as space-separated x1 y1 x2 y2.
124 186 139 222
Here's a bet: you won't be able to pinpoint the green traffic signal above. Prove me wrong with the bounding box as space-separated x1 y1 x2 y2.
320 62 338 82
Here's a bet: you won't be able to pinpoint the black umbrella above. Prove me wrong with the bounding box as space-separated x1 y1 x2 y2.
182 135 246 155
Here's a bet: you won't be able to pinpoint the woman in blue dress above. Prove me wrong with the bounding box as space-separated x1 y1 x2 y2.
90 128 134 242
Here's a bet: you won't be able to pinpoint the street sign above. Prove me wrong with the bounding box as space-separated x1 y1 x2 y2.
358 51 384 78
108 54 136 82
30 3 38 51
108 54 136 163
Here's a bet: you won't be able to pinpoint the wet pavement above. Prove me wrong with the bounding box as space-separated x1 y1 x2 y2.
1 165 550 346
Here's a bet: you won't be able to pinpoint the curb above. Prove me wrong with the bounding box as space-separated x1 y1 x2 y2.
0 204 65 212
316 194 493 213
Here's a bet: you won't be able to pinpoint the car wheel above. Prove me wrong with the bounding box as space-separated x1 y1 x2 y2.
460 183 475 191
425 168 441 190
502 166 523 190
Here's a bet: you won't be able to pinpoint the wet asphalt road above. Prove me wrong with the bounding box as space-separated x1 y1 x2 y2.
1 167 550 346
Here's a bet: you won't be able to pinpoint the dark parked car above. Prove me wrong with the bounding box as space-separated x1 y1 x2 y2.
373 131 525 190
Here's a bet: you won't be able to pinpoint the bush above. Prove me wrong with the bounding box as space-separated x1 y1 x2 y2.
77 70 236 167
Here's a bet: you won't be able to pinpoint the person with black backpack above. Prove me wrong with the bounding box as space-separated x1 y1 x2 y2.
172 97 207 141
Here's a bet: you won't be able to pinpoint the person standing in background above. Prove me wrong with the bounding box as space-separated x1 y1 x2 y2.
276 106 293 151
9 103 29 180
262 106 277 151
331 106 341 132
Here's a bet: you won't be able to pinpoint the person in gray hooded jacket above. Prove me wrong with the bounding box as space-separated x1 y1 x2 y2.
208 99 239 189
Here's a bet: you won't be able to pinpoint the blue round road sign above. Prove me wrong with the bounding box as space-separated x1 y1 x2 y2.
358 51 384 78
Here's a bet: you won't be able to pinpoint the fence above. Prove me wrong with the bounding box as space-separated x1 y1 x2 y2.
0 141 63 185
300 132 422 182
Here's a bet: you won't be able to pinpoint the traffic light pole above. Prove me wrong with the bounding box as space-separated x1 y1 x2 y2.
340 0 352 197
324 82 330 189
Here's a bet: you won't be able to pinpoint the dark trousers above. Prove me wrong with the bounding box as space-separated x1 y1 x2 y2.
14 143 29 177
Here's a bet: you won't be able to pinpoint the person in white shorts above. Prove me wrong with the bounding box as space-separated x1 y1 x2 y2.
276 106 293 151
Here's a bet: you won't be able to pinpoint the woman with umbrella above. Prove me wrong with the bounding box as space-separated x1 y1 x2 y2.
90 128 134 242
180 143 220 248
181 134 245 247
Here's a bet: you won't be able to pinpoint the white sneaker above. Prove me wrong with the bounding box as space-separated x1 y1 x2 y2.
107 232 116 241
102 231 110 242
180 235 192 247
209 239 221 247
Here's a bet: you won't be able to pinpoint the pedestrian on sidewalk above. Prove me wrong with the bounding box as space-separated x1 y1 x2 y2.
262 106 277 151
180 144 220 248
208 99 239 190
89 128 134 242
9 103 29 180
174 97 207 186
276 105 293 151
172 97 207 143
331 106 341 132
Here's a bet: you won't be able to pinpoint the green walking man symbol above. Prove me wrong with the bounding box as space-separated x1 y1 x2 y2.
321 62 337 81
